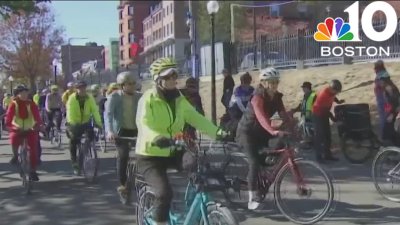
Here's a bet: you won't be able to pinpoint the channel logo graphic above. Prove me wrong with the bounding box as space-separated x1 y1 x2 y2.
314 17 354 41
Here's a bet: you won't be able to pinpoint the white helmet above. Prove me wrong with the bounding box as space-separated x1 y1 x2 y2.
259 67 280 81
67 82 74 88
116 71 139 85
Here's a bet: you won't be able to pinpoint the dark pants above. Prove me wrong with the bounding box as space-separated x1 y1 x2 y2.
236 129 283 191
46 108 62 132
383 118 400 146
136 156 178 222
116 128 137 186
67 123 94 163
313 114 332 159
221 91 233 112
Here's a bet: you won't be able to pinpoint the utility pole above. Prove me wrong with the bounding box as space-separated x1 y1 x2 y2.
188 0 197 78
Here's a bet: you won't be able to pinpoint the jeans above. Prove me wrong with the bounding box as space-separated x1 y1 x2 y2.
67 123 94 163
116 128 137 186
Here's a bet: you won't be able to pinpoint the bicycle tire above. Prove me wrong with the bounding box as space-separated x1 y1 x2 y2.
274 159 334 225
121 159 136 205
136 185 155 225
340 135 377 164
200 203 238 225
19 145 32 195
83 140 98 182
372 146 400 202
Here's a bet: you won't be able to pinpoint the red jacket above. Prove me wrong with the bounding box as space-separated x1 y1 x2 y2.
312 87 336 117
5 98 42 131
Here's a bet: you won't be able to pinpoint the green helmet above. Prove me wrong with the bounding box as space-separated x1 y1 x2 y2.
149 57 178 81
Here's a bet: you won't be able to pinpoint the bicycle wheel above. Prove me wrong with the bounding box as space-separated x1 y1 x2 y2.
82 140 98 182
18 146 32 195
136 185 155 225
340 135 377 164
121 159 136 205
372 147 400 202
200 203 238 225
274 159 334 224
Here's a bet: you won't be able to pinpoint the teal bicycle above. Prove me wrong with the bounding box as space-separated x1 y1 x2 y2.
135 133 238 225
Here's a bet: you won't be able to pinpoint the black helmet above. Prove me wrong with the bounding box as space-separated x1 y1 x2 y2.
13 85 29 96
75 80 87 88
330 79 342 92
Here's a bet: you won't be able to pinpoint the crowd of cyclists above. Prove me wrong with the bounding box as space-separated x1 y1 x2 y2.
2 56 400 225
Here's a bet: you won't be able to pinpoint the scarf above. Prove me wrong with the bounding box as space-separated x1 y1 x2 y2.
15 98 30 119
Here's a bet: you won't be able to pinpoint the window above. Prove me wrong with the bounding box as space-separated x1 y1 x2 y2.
270 5 280 17
129 19 134 29
163 26 165 37
163 9 165 17
120 50 124 60
166 5 169 15
171 3 173 14
171 22 174 34
120 36 124 46
129 48 132 58
128 6 134 15
129 33 135 43
119 23 123 33
119 10 123 19
167 23 169 36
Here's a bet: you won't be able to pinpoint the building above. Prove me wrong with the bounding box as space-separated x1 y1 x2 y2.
142 1 190 65
118 0 158 67
61 44 105 85
104 38 120 72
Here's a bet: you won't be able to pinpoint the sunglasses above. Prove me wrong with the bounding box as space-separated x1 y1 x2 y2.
162 72 178 80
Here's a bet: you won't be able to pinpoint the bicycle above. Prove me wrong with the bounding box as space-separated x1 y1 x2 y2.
222 133 334 224
372 146 400 202
77 122 99 182
16 130 35 195
114 136 137 205
135 133 238 225
94 125 106 153
49 110 62 148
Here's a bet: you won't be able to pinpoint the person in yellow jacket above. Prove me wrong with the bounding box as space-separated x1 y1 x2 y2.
33 90 40 105
66 80 102 175
62 82 75 106
3 93 11 111
135 57 228 224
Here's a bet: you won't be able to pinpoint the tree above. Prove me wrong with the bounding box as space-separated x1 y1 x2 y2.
195 1 247 44
0 4 64 92
0 0 50 19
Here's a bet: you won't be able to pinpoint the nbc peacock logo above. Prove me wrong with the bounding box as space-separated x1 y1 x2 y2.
314 17 354 42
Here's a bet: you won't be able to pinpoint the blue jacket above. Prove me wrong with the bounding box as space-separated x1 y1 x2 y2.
104 90 142 135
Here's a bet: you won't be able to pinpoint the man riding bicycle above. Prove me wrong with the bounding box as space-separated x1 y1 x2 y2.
89 84 103 106
62 82 75 106
135 57 228 225
45 85 63 135
6 85 43 181
236 67 291 210
105 71 142 202
66 81 102 175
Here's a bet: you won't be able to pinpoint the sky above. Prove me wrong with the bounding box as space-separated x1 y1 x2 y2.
51 1 119 47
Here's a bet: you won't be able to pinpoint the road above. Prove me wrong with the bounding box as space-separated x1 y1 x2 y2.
0 131 399 225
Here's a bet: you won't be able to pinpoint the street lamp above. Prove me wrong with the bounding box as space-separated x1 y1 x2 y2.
8 76 14 95
52 59 58 84
68 37 88 84
207 0 219 125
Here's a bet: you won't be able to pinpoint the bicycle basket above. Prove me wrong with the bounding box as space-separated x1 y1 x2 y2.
334 104 373 140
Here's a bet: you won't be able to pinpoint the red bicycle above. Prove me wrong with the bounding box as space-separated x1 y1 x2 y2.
222 120 334 224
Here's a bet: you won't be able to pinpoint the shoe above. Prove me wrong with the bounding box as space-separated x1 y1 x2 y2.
72 162 80 175
117 185 130 205
324 155 339 161
29 172 39 181
9 156 18 165
248 191 262 210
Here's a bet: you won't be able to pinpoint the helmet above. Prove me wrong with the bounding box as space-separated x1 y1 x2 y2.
67 82 74 88
116 71 139 85
13 85 29 95
50 85 58 91
149 57 178 81
108 82 118 90
75 80 87 88
90 84 100 91
4 93 8 97
330 79 342 92
259 67 280 81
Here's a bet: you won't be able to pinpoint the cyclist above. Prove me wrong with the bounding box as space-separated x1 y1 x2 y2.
105 71 142 202
106 82 119 96
312 79 345 163
66 81 102 175
290 81 317 147
235 67 291 210
38 89 48 121
45 85 63 134
135 57 228 225
5 85 43 181
90 84 102 105
3 93 11 111
62 82 75 106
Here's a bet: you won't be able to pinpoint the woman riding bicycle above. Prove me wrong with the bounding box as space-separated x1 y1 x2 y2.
236 67 290 210
6 85 43 181
135 57 228 225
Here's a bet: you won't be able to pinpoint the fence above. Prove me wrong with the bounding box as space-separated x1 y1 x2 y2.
235 20 400 72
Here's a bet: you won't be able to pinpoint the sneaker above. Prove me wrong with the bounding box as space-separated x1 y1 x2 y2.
29 172 39 181
9 156 18 165
72 162 80 175
248 191 262 210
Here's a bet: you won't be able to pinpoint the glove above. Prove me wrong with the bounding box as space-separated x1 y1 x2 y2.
216 128 230 141
152 136 173 148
